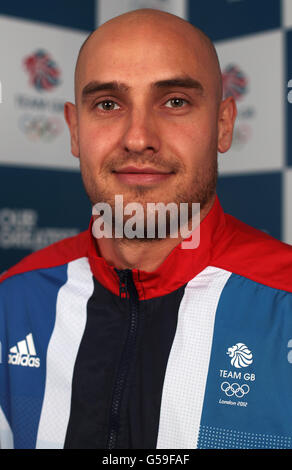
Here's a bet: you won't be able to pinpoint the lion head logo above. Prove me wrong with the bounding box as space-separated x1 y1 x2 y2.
226 343 253 368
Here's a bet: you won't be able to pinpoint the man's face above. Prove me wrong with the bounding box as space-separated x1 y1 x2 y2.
66 18 235 222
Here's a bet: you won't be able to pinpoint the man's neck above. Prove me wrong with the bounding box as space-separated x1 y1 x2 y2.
95 195 216 272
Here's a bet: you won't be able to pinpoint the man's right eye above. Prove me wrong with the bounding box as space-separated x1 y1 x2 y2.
96 100 120 111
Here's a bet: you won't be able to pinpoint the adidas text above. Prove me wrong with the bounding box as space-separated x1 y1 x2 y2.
8 353 40 367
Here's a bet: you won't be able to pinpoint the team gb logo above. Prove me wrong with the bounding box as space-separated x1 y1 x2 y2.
226 343 253 369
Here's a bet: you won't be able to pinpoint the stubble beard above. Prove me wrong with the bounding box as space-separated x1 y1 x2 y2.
80 155 218 241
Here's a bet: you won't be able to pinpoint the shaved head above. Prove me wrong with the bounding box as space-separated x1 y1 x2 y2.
74 8 222 105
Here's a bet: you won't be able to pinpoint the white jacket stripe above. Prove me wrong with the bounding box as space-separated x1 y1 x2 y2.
36 257 94 449
156 266 232 449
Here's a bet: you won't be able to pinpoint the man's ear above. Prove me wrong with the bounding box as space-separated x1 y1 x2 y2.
217 96 237 154
64 102 79 158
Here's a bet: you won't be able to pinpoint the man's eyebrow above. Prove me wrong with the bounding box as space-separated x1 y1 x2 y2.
153 77 204 94
81 81 130 100
81 76 204 101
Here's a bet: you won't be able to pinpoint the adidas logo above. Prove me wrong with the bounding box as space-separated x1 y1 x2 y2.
8 333 40 368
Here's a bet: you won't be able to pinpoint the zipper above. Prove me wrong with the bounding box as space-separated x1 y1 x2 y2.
106 268 139 449
117 269 129 300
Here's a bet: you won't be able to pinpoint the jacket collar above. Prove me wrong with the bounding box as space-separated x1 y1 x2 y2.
87 195 226 300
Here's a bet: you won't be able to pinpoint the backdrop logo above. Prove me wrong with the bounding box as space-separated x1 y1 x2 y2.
222 64 248 101
18 114 63 142
232 122 252 149
226 343 253 368
23 49 61 92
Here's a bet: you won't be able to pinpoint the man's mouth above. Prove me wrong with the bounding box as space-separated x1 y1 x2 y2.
113 166 174 185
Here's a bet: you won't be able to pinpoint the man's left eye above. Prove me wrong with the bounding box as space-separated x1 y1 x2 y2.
165 98 188 108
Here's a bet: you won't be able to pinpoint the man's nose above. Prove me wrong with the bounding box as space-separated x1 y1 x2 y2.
121 108 160 155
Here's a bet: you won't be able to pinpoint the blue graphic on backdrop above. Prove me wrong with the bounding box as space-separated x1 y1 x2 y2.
217 172 282 241
0 0 95 31
188 0 281 41
0 166 91 272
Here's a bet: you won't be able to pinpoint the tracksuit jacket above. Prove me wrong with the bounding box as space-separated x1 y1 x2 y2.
1 195 292 449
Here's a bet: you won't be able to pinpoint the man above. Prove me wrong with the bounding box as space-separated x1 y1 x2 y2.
1 9 292 450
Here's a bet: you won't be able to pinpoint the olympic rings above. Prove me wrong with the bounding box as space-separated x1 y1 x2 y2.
221 381 250 398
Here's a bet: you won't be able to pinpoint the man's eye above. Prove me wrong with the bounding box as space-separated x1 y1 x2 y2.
96 100 120 111
165 98 188 108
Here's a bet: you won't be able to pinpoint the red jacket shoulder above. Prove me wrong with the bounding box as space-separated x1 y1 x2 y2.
212 213 292 293
0 230 88 283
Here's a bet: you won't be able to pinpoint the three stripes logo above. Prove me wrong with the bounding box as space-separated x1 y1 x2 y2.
8 333 40 368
